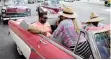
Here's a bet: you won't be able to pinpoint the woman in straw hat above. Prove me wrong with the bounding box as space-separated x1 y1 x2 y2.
52 7 86 50
84 12 104 29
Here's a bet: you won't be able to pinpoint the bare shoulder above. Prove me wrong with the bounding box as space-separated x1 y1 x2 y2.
45 22 51 26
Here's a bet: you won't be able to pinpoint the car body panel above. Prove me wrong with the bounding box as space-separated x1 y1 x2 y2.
6 6 27 13
37 0 63 15
8 20 81 59
86 24 110 59
9 29 31 58
1 0 31 21
8 18 110 59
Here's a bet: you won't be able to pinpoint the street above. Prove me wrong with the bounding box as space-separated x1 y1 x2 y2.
26 1 110 24
0 24 25 59
0 1 110 59
71 1 110 24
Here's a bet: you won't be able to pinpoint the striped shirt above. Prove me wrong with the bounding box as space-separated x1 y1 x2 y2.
52 19 78 48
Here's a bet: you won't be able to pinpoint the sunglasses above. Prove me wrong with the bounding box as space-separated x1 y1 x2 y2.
42 17 48 19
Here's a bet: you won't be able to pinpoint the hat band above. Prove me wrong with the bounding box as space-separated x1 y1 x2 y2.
91 16 98 19
63 11 73 15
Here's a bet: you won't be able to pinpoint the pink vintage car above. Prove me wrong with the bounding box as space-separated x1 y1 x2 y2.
36 0 63 18
1 0 31 24
8 18 110 59
8 20 81 59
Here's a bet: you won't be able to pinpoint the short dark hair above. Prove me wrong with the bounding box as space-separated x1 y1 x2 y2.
39 12 47 18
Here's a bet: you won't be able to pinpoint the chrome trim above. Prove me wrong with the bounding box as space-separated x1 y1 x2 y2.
40 38 47 45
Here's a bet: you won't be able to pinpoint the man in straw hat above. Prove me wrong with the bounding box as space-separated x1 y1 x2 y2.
52 7 86 50
84 12 104 29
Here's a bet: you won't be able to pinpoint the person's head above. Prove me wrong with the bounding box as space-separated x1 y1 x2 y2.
86 12 104 26
39 11 47 18
39 14 48 24
39 7 47 18
60 7 76 19
87 22 99 27
58 15 64 20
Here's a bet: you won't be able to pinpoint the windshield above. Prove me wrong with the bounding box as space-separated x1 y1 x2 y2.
50 0 60 7
4 0 14 6
42 0 61 8
5 0 26 6
94 31 110 59
13 0 26 6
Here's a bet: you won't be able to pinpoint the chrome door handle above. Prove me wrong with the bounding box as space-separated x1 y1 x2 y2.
40 39 47 45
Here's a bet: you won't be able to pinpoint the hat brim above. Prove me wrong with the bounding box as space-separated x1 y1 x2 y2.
86 17 104 23
60 11 76 18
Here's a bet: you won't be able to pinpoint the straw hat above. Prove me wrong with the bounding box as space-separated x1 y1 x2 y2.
86 13 104 23
60 7 76 18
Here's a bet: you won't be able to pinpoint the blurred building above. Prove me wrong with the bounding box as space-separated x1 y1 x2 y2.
80 0 103 1
28 0 38 3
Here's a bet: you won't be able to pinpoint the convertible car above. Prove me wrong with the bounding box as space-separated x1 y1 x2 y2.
8 18 110 59
36 0 63 18
1 0 31 24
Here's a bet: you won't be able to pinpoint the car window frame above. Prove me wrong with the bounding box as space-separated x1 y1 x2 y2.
94 31 110 59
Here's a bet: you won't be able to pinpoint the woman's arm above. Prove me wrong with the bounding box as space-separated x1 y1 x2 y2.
52 22 64 37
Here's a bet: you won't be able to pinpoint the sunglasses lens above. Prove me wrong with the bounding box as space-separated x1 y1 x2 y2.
44 17 47 19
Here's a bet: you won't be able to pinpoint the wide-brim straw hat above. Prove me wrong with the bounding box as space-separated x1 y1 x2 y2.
60 7 76 18
86 12 104 23
86 17 104 23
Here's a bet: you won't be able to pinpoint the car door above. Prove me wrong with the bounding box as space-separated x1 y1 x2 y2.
92 31 110 59
73 31 94 59
35 35 75 59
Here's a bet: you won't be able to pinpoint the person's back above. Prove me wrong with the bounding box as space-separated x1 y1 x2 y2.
53 19 79 48
52 7 80 49
51 7 88 51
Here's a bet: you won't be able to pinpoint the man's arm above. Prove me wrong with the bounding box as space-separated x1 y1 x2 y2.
28 24 45 34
